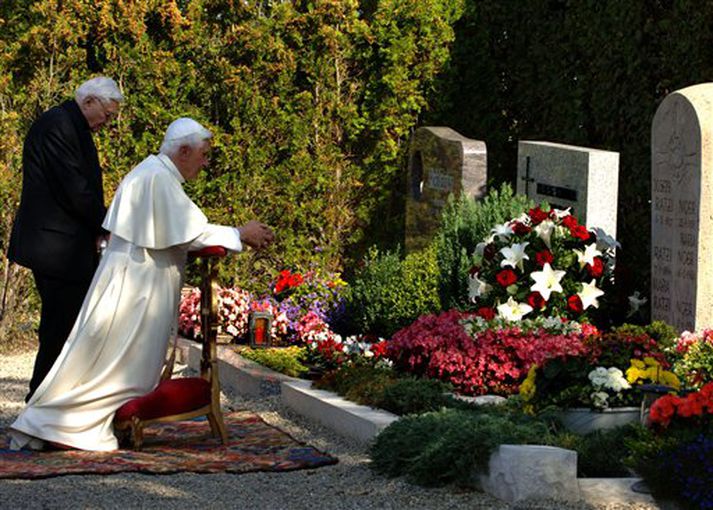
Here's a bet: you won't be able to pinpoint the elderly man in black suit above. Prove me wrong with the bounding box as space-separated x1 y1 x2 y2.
9 76 123 401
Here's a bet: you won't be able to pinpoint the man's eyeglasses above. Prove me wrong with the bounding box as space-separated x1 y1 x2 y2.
98 99 119 122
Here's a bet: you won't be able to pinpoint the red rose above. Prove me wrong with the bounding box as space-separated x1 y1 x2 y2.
528 207 550 225
570 224 591 241
496 269 518 287
561 215 579 229
476 307 496 320
527 291 546 310
567 295 583 314
586 257 604 278
511 221 531 235
535 250 554 267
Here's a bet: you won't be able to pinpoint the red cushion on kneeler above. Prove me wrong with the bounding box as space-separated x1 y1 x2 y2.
115 378 211 422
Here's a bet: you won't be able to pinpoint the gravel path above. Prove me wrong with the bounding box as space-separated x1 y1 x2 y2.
0 352 660 510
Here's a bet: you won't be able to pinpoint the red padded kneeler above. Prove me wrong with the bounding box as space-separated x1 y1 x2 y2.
115 378 211 422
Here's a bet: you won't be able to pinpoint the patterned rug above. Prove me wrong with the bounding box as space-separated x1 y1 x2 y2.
0 411 338 479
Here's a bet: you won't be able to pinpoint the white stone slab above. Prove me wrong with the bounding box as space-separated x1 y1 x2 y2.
651 82 713 332
480 444 580 503
517 141 619 239
281 380 399 443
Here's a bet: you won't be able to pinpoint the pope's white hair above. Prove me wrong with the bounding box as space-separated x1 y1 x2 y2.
159 118 212 157
75 77 124 104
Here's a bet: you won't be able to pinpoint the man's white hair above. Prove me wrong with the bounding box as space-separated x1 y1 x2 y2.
159 118 212 156
75 77 124 104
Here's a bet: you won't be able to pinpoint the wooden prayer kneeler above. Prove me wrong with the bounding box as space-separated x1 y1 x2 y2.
114 246 229 450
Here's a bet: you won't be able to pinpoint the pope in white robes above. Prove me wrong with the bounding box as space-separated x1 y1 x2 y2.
9 118 274 451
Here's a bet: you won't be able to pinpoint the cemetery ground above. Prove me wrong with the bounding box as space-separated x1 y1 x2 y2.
0 350 660 510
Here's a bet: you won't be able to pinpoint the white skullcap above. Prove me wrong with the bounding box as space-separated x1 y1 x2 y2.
163 117 211 143
159 118 212 155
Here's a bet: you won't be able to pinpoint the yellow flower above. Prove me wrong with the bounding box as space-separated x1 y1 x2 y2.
643 356 660 367
630 358 646 369
519 365 537 401
626 365 644 384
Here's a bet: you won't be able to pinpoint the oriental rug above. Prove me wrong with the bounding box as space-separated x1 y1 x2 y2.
0 411 338 479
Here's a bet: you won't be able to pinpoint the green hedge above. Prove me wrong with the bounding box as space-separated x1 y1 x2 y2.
0 0 464 292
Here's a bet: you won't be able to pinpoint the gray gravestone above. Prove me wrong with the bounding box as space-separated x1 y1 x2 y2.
651 83 713 332
516 141 619 239
405 127 487 252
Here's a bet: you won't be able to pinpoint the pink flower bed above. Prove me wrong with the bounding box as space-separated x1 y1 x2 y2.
387 310 590 395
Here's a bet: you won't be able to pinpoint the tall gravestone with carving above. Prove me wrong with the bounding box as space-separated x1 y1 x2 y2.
405 127 487 252
651 83 713 333
516 141 619 239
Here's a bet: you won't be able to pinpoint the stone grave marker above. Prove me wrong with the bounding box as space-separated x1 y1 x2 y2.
651 83 713 332
516 141 619 239
405 127 487 252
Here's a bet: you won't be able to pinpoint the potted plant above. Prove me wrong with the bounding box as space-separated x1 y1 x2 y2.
520 328 677 433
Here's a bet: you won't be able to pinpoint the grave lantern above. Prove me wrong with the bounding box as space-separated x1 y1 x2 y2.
248 311 273 348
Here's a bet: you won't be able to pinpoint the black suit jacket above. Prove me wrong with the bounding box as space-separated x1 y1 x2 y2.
8 100 107 282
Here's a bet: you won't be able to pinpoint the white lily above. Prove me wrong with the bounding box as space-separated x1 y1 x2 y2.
468 273 492 302
491 223 514 240
627 291 648 317
592 227 621 251
552 207 572 220
499 242 530 271
534 220 555 249
578 279 605 310
474 239 492 257
529 263 566 301
574 243 602 268
496 297 533 322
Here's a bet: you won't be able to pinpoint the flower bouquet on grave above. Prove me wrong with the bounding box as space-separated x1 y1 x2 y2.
467 205 619 324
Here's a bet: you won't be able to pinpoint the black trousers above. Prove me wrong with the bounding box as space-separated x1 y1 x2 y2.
26 271 91 402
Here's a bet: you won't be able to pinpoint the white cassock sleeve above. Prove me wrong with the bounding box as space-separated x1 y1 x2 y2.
188 224 242 252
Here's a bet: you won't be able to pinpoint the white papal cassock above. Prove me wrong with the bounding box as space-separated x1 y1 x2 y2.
9 153 242 451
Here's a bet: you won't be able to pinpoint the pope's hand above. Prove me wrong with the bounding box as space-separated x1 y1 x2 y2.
238 220 275 250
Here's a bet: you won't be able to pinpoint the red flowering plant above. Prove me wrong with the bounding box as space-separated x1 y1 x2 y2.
387 310 593 396
467 206 618 323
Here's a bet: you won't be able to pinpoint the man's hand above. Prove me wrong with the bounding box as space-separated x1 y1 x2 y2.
238 220 274 250
96 233 110 253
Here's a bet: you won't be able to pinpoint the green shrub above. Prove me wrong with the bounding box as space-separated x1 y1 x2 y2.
342 245 440 338
370 408 549 487
548 424 643 478
435 184 532 310
236 346 308 378
379 378 452 416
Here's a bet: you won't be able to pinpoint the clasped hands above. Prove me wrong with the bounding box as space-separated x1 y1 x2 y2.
238 220 275 251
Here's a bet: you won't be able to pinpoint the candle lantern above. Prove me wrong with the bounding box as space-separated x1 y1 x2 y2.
248 311 273 348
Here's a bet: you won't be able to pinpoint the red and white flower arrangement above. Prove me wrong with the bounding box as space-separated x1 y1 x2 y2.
468 206 618 322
